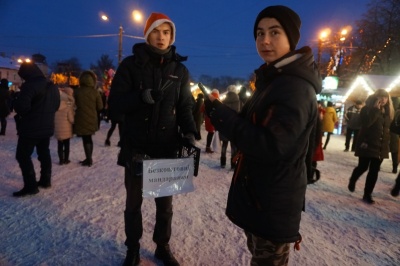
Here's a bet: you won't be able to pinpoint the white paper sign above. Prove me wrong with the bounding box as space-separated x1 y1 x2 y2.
142 158 195 198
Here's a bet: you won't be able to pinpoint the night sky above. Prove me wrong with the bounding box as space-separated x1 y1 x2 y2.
1 0 368 80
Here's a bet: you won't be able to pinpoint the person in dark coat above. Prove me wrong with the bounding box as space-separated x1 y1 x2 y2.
204 5 321 265
108 12 197 266
238 85 249 108
201 89 219 153
348 89 394 204
192 93 204 140
219 85 240 168
0 78 11 135
13 62 60 197
105 89 125 147
344 100 363 152
73 70 104 166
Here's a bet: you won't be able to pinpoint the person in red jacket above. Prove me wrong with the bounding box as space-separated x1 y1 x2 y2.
201 89 220 153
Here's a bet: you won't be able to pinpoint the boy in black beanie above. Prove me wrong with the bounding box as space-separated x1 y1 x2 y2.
204 5 321 265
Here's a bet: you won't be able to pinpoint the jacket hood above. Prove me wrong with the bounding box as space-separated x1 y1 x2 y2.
18 62 45 81
255 46 322 95
79 71 97 88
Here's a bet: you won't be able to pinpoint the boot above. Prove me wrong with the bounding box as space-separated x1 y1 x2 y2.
390 178 400 197
362 194 375 204
64 149 70 165
155 244 180 266
58 148 64 165
0 119 7 135
392 162 398 174
205 147 214 153
348 179 356 192
105 139 111 146
123 249 140 266
13 187 39 197
81 143 93 166
391 187 399 197
220 156 226 168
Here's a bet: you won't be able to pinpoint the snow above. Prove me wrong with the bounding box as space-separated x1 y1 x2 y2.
0 115 399 266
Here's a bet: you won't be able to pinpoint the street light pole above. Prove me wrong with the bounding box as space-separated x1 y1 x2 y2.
118 25 123 65
317 38 322 71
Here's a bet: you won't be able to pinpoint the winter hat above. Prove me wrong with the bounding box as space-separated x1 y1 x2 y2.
0 78 9 88
227 85 236 92
253 5 301 51
211 89 220 99
144 12 176 45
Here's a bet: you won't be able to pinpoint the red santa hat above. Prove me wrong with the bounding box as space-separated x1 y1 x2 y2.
143 12 176 45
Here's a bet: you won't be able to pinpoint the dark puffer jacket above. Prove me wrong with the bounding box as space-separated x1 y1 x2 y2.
210 47 322 243
355 95 391 159
108 43 197 163
14 63 60 138
73 71 103 136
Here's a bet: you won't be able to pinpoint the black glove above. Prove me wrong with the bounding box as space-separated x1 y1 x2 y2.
204 98 222 118
142 89 163 104
182 132 196 146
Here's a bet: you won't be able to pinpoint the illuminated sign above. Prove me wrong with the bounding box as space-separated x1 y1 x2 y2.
323 76 339 90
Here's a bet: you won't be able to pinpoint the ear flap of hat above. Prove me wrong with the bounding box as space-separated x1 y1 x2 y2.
144 12 176 45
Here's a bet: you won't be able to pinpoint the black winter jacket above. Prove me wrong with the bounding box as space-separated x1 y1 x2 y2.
354 95 391 159
14 63 60 138
108 43 197 164
210 47 322 243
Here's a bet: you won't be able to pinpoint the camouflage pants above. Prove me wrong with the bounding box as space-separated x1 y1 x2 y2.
245 231 290 266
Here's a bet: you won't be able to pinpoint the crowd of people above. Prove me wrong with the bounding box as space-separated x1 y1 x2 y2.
1 5 399 266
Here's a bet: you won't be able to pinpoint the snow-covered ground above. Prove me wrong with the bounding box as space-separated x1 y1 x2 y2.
0 115 399 266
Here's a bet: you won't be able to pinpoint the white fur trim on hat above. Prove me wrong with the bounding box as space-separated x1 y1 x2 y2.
144 13 176 45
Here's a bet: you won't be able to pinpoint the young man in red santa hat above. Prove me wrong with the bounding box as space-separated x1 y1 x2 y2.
108 12 197 266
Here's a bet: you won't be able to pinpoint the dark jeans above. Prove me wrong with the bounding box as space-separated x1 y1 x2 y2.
58 139 70 160
16 136 52 189
106 120 123 142
0 116 7 134
206 132 214 148
221 140 237 159
350 157 383 196
345 128 359 151
124 165 173 250
323 132 333 149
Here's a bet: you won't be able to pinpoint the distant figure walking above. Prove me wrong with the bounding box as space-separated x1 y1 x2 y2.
73 71 103 167
201 89 219 153
344 100 363 152
322 101 338 150
192 93 204 140
348 89 394 204
0 78 11 135
54 87 75 165
219 85 240 168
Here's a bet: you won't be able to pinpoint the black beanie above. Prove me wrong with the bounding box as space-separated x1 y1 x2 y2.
253 5 301 51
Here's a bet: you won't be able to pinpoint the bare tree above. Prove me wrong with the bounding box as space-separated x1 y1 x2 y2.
355 0 400 75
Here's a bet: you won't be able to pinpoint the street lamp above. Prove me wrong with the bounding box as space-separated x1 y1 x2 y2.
317 28 330 72
101 10 144 65
336 27 350 76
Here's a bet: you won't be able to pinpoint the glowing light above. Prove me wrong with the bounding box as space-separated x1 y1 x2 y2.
342 76 374 102
132 10 143 23
319 28 331 40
